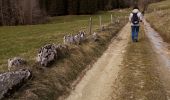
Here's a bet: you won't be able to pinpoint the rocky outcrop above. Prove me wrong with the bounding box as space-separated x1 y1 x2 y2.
36 44 57 67
63 31 86 45
92 32 99 41
36 43 70 67
8 57 27 71
0 69 31 99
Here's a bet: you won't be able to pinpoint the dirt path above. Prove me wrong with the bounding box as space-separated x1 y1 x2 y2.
113 22 167 100
66 21 170 100
66 23 131 100
144 20 170 99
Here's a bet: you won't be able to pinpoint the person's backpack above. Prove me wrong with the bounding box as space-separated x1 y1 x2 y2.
132 13 139 25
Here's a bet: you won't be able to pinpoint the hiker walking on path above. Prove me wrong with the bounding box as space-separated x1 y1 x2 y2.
129 7 143 42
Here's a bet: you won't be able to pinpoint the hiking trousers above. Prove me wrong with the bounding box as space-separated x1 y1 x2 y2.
131 26 139 42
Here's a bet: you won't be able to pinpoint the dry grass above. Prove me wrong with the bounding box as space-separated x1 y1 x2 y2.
3 10 129 100
146 0 170 42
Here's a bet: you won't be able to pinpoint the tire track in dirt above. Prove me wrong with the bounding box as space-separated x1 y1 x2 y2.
144 20 170 100
65 23 131 100
113 23 168 100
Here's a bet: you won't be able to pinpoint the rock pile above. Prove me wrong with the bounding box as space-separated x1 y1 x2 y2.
116 19 120 23
8 57 27 71
36 44 57 67
0 69 31 99
36 44 69 67
63 31 86 45
64 34 74 44
92 32 99 41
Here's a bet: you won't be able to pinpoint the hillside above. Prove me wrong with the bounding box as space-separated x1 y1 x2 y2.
146 0 170 42
0 10 129 100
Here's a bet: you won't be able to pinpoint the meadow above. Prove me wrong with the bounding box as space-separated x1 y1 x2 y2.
0 10 128 72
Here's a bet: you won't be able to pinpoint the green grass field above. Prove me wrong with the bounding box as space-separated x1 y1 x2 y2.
0 10 129 72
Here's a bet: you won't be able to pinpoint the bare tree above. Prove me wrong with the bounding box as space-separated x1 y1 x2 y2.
0 0 4 25
138 0 149 15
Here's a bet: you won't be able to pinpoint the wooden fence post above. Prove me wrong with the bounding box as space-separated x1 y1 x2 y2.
99 16 102 30
89 17 92 34
111 14 113 23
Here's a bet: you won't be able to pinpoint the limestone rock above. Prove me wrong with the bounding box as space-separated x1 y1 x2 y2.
92 32 99 41
0 69 31 99
36 44 57 67
8 57 26 71
63 31 86 45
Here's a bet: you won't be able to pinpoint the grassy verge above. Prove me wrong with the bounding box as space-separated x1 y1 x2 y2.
146 0 170 43
1 10 129 100
113 25 167 100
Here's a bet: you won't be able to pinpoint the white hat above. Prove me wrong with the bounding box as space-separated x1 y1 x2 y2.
132 9 139 13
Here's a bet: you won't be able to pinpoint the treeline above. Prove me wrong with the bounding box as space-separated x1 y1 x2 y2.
0 0 163 26
0 0 46 25
40 0 131 16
